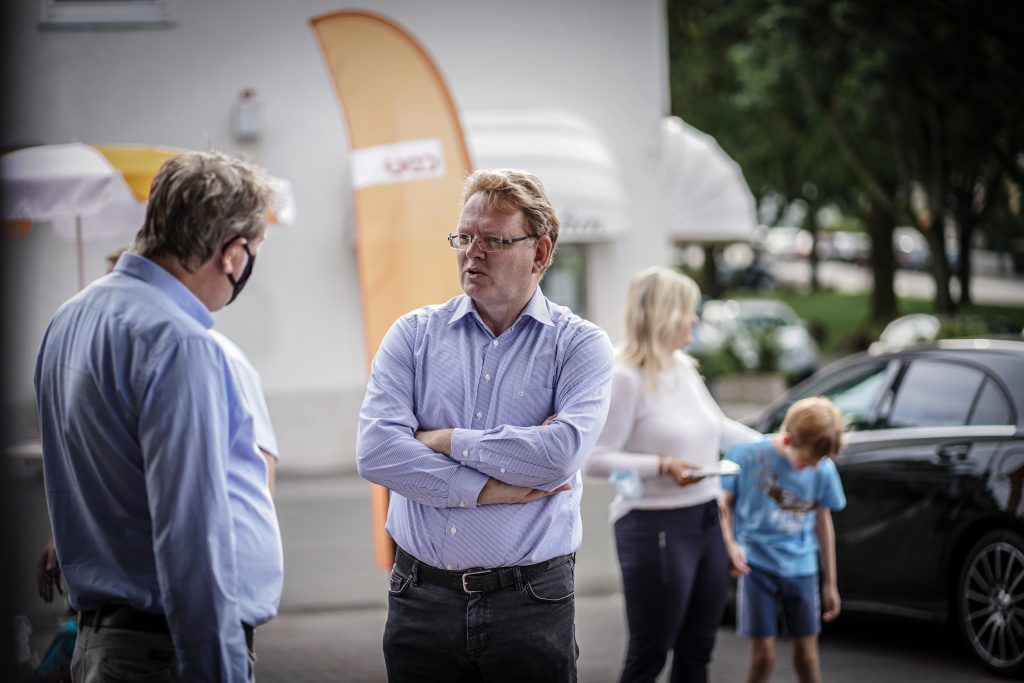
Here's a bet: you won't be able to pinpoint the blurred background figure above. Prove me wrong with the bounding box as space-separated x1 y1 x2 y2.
585 266 760 683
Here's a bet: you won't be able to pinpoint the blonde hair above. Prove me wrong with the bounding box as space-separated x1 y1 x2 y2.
781 396 846 458
463 168 559 268
619 266 702 389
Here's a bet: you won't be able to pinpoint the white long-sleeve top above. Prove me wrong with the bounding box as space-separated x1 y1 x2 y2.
585 355 761 523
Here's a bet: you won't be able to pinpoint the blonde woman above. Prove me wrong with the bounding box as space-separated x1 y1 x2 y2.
585 266 760 683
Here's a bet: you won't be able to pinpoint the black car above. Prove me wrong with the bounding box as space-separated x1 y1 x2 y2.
752 339 1024 677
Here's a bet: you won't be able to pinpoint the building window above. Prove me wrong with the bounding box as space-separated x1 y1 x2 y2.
544 243 588 319
40 0 176 27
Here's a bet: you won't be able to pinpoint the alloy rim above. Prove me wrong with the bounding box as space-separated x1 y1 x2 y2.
962 540 1024 668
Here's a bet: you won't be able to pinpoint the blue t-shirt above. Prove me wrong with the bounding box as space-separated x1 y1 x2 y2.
722 438 846 577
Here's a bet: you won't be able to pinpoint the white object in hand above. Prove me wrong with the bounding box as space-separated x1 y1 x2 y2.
686 460 741 478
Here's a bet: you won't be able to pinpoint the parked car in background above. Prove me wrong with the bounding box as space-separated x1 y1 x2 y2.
763 226 813 260
893 226 930 270
819 230 870 265
751 339 1024 677
892 226 961 272
717 261 777 291
870 313 1022 354
691 298 820 381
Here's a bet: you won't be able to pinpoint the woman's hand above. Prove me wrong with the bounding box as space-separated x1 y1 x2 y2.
660 457 704 487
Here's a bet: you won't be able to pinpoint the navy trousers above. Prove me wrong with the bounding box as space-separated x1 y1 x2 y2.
384 554 578 682
614 501 729 683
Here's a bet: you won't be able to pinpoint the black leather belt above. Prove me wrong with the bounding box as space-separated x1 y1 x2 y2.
79 604 255 651
80 605 169 635
395 545 572 595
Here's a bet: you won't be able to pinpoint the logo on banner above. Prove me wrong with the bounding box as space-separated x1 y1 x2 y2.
350 139 446 189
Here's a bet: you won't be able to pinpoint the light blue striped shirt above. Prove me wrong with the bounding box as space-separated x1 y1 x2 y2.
35 253 283 683
357 288 614 570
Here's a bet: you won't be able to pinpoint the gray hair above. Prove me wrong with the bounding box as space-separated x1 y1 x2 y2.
463 168 560 267
134 151 274 271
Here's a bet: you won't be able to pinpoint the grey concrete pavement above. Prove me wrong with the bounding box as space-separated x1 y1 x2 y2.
256 594 998 682
13 399 1003 681
259 465 996 682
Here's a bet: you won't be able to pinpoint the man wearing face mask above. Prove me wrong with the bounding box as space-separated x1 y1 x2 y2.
34 151 282 682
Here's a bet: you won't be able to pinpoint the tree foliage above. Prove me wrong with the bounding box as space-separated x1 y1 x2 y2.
667 0 1024 321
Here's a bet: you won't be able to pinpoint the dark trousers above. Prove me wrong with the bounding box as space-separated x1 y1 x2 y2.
614 501 729 683
383 553 578 682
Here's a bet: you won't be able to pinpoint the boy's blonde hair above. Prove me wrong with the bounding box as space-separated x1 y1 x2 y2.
781 396 846 458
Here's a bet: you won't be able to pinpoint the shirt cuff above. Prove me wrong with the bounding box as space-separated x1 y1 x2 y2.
450 428 485 467
448 465 488 509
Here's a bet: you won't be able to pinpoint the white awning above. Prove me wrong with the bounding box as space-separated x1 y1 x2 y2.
661 116 758 243
463 110 628 242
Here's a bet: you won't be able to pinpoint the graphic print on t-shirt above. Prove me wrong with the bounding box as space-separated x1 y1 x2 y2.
756 464 819 534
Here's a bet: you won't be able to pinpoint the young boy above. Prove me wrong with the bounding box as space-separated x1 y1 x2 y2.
720 396 846 683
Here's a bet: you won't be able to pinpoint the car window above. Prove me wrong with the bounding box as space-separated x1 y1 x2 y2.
761 360 890 432
887 360 985 428
968 378 1013 426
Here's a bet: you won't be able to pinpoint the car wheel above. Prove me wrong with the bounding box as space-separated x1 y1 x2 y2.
958 530 1024 677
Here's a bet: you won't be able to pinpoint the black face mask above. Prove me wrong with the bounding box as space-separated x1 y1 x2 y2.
223 238 256 305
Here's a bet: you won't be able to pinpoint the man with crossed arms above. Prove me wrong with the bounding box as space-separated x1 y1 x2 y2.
357 168 613 682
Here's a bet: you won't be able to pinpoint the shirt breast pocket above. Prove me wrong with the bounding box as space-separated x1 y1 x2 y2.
509 385 555 427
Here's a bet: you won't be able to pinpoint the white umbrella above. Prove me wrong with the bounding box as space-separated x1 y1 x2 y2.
661 116 758 244
2 142 297 289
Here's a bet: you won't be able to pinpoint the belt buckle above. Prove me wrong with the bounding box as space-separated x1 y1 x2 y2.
461 569 491 594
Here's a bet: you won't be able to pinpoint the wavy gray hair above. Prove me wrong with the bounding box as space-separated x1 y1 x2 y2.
134 151 273 271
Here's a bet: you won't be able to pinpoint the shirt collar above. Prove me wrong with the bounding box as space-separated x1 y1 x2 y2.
449 287 554 329
115 252 215 329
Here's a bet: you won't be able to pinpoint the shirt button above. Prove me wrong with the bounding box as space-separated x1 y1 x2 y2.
450 527 457 535
492 339 499 346
459 502 466 508
447 565 453 570
484 374 492 382
462 449 469 457
476 411 483 419
500 468 506 474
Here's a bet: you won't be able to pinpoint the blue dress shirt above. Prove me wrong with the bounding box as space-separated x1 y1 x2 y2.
357 288 614 570
35 253 283 682
210 330 279 459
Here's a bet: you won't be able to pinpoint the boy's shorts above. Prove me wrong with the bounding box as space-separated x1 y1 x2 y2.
737 565 820 638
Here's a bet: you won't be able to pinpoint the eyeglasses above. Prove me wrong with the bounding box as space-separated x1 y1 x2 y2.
447 233 535 252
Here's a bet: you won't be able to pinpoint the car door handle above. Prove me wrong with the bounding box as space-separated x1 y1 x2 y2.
937 443 971 460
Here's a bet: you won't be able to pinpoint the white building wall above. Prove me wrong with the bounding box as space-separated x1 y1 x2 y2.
2 0 671 472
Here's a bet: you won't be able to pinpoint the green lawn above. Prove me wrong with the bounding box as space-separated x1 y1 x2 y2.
722 288 1024 358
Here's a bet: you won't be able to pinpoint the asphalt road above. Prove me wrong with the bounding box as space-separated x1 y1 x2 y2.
770 255 1024 307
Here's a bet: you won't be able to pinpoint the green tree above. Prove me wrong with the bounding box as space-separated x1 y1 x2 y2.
667 0 1024 319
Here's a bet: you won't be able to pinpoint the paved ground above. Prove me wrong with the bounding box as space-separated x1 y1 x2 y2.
19 469 1000 682
255 595 998 682
12 401 1008 681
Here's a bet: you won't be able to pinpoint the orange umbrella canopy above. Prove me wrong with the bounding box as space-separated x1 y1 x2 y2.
93 144 183 203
